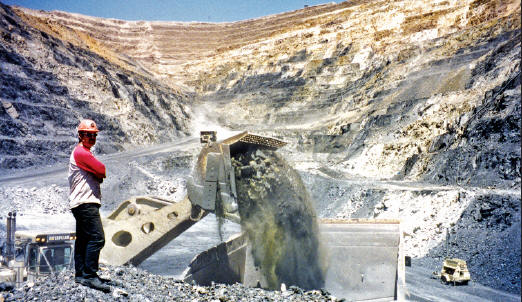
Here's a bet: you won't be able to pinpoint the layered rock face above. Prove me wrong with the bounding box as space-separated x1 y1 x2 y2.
15 0 520 187
1 0 520 294
0 3 193 170
13 3 359 86
10 1 521 188
189 0 520 189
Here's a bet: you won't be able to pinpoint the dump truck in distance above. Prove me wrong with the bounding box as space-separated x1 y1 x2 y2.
438 258 471 285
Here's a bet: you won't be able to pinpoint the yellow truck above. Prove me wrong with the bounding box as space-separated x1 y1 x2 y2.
436 258 471 285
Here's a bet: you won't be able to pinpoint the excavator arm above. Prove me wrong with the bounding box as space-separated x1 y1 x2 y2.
100 196 205 266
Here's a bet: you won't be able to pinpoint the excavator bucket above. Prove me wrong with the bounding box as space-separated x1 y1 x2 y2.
100 132 286 266
186 131 286 220
100 131 406 301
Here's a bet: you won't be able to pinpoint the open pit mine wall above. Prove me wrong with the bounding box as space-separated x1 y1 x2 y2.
12 0 521 188
189 0 521 189
0 3 193 170
0 0 520 295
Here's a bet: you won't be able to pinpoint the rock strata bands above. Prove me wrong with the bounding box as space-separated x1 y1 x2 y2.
14 2 355 81
13 0 520 87
0 3 192 170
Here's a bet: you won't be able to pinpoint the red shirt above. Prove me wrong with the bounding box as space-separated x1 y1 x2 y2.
68 144 106 209
73 144 106 179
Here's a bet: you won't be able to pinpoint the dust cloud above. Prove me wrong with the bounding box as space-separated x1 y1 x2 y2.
189 103 237 140
231 148 325 290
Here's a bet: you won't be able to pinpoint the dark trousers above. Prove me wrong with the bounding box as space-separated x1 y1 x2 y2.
71 203 105 279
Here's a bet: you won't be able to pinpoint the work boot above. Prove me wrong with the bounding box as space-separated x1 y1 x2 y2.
97 275 119 286
98 275 111 283
82 277 111 293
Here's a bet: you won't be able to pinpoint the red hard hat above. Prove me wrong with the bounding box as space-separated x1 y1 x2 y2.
77 119 99 132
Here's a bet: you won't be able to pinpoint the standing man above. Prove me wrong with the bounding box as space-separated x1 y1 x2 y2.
68 119 110 292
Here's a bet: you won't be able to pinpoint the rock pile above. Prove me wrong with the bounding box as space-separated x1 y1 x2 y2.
0 185 69 216
425 193 521 293
0 265 341 301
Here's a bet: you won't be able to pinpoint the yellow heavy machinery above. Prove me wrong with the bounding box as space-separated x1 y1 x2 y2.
438 258 471 285
432 230 471 286
99 131 406 301
0 212 76 287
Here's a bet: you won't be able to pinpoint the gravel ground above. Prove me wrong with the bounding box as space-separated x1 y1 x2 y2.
0 265 341 302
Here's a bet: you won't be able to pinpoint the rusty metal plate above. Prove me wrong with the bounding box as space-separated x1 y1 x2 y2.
238 133 287 148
